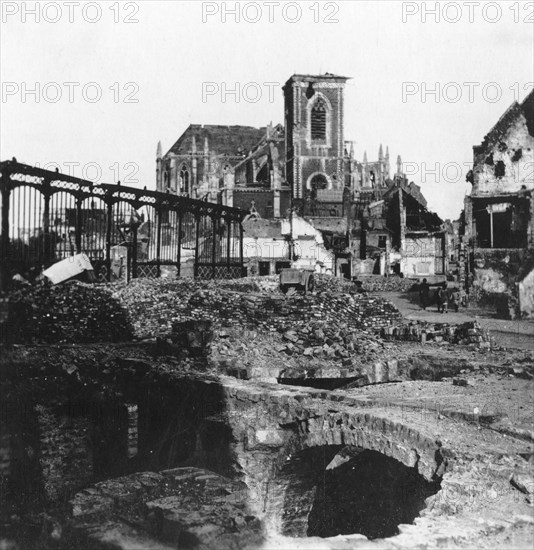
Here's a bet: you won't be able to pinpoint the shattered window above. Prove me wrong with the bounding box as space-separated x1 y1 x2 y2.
494 161 505 178
310 173 329 191
512 149 523 162
311 98 327 141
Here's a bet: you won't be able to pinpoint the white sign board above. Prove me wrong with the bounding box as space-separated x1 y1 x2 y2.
42 254 94 285
486 203 510 214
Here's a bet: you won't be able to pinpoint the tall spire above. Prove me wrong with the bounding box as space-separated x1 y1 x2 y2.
156 141 162 159
349 141 355 159
396 155 402 176
385 146 390 179
363 151 368 164
378 144 384 162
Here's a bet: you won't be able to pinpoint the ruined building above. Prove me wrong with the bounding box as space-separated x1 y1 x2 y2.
156 73 445 278
463 90 534 317
156 123 290 218
345 173 446 278
156 74 394 218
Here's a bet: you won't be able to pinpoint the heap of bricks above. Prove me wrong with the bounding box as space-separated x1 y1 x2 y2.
186 290 403 333
2 280 133 344
209 320 395 383
114 278 404 340
360 277 416 293
113 278 405 380
381 320 491 347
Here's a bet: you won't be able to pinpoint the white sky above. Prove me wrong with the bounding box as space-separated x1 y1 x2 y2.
1 0 533 219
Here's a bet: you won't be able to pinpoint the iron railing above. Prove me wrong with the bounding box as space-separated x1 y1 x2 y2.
0 160 246 289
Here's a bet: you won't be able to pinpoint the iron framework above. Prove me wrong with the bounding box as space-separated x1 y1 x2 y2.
0 160 246 289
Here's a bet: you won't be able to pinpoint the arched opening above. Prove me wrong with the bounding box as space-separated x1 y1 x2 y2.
255 163 270 185
310 97 327 142
278 445 441 540
179 165 190 195
309 173 329 191
308 173 330 201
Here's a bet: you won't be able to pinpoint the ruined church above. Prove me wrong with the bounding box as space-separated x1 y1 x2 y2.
156 73 446 278
156 74 399 219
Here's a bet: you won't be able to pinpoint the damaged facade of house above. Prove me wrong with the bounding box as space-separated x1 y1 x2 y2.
348 176 446 278
463 90 534 318
156 73 446 278
241 209 336 276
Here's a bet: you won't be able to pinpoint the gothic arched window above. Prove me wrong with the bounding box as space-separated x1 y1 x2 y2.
179 165 189 194
311 97 327 141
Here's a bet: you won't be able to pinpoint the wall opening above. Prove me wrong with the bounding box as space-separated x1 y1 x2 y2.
279 446 441 540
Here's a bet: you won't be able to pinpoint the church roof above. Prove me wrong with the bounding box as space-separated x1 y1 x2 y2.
166 124 267 158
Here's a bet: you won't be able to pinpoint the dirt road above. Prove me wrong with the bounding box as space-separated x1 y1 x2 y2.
382 291 534 351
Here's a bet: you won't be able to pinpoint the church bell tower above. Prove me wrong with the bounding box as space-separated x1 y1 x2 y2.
283 73 351 210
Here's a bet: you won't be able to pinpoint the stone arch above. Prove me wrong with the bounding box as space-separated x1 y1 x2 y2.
287 410 443 480
258 408 447 539
256 408 447 537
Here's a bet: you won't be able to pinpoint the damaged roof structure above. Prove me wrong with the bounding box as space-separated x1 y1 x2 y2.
463 90 534 318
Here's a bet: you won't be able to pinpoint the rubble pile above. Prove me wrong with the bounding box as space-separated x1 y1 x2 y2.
210 317 391 378
381 320 491 346
313 274 354 293
113 277 279 338
110 277 405 381
314 273 415 293
112 278 197 338
276 322 393 377
187 291 400 380
317 293 402 330
68 467 261 549
2 281 133 344
113 277 403 340
184 289 402 334
360 276 416 293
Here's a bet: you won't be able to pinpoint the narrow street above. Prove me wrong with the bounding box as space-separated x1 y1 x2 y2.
382 290 534 351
